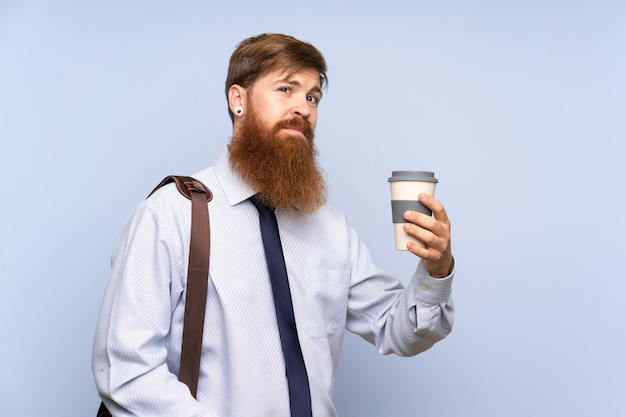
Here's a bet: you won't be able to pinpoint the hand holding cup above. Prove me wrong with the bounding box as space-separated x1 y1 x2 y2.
389 170 453 277
388 171 438 250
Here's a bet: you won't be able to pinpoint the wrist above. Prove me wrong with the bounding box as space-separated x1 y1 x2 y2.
429 256 454 278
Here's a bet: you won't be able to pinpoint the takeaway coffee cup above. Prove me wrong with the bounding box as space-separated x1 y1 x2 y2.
388 171 438 250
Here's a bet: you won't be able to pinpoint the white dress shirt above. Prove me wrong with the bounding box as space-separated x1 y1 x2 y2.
92 150 454 417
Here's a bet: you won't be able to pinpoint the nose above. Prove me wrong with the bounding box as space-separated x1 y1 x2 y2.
292 98 312 119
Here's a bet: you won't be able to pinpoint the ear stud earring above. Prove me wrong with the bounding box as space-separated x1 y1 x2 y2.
235 107 243 115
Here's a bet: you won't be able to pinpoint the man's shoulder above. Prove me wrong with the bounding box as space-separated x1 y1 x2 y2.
143 166 218 213
318 203 346 221
189 166 216 186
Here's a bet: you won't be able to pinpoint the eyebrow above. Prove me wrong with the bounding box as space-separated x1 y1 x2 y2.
277 77 323 98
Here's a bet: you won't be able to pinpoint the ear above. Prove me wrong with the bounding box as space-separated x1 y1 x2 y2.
228 84 247 116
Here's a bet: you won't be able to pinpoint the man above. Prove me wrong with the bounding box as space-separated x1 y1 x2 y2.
92 33 454 417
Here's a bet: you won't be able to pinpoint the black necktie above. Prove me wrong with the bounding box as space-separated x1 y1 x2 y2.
250 196 313 417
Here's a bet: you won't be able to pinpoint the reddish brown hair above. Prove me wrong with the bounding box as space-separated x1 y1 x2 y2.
225 33 328 122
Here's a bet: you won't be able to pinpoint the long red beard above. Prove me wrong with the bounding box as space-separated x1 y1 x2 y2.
228 110 327 213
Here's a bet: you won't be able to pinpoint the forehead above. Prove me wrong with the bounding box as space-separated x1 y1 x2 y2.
255 68 322 90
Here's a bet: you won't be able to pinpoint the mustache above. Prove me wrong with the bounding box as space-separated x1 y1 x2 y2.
273 117 314 141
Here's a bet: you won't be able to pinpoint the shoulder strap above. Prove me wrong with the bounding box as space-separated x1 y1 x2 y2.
148 175 212 201
149 176 213 397
98 176 212 416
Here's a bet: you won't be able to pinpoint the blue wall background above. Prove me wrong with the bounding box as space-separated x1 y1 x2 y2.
1 1 625 416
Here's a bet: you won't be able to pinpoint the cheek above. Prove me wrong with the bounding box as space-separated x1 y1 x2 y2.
253 99 284 122
309 112 318 130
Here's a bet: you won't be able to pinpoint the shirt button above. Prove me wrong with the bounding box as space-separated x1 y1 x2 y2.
420 284 429 291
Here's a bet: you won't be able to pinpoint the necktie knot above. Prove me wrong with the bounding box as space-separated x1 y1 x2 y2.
250 195 273 213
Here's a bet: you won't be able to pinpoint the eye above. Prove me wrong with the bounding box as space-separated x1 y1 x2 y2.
307 95 320 105
279 87 291 94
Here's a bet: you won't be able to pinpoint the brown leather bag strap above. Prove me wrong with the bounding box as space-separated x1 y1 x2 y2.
150 176 212 398
148 175 212 201
98 176 212 415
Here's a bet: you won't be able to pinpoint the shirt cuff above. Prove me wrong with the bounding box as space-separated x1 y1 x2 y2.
414 259 454 306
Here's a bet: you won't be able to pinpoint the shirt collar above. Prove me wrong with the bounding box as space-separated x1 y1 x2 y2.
214 147 257 207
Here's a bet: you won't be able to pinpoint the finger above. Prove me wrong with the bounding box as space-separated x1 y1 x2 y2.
403 210 448 240
418 194 449 223
402 221 447 253
403 222 452 273
406 240 428 257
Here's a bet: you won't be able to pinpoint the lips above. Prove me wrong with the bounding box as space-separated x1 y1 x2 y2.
283 126 305 135
275 118 313 141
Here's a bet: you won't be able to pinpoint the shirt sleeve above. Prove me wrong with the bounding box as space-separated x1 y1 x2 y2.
345 227 454 356
91 203 215 417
